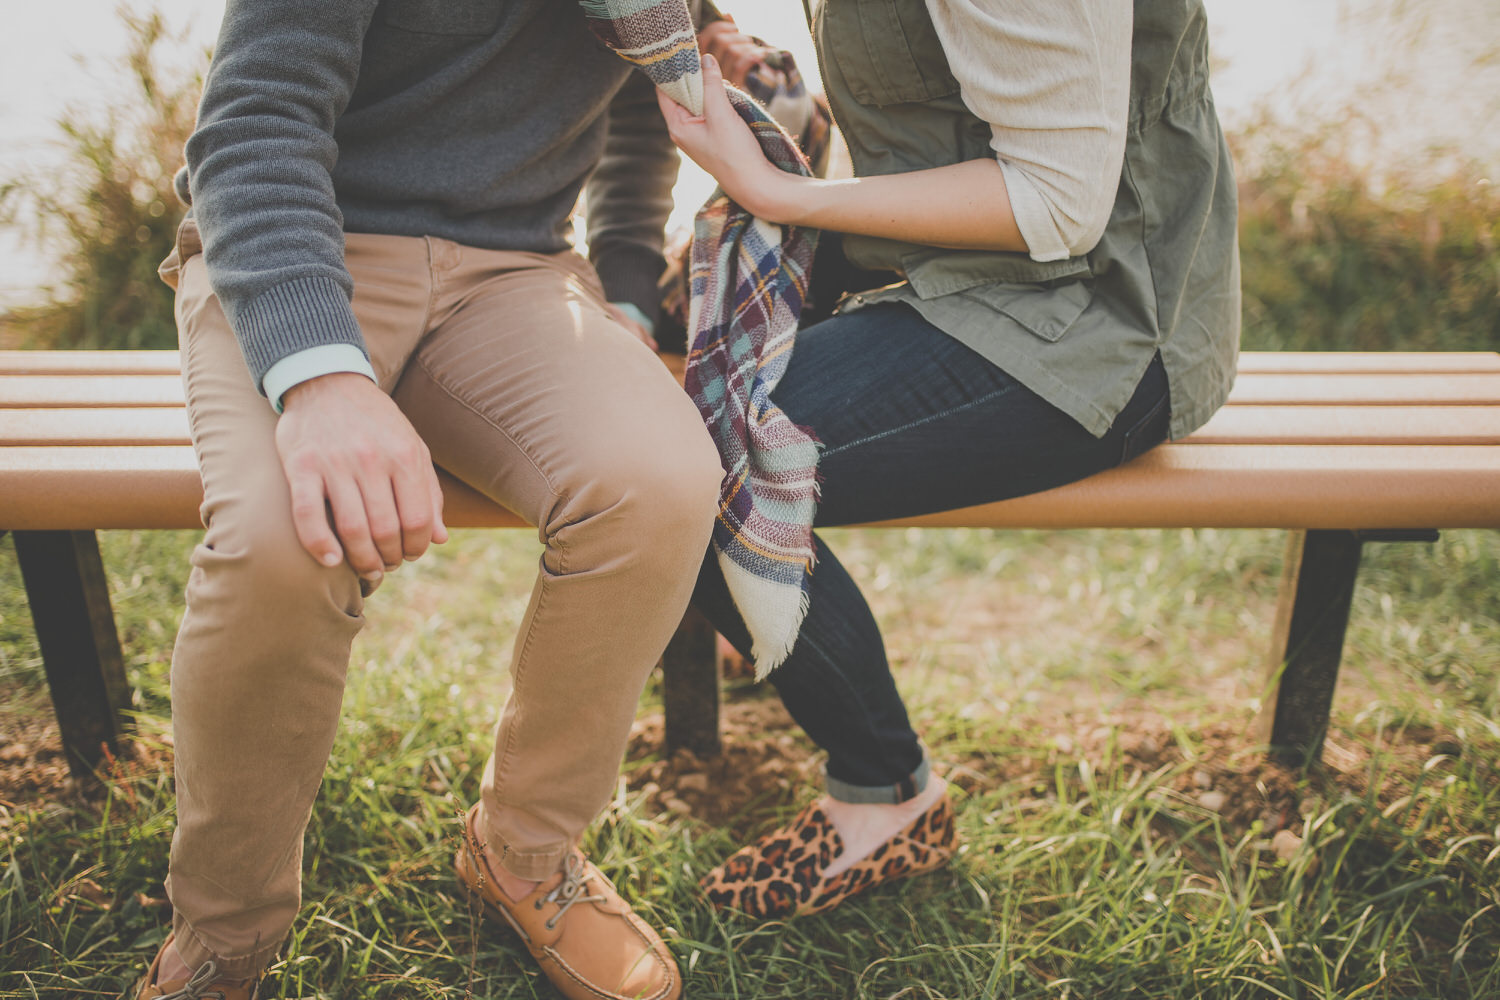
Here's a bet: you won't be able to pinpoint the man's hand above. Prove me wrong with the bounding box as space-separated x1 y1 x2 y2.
697 19 782 91
275 372 448 584
605 302 658 351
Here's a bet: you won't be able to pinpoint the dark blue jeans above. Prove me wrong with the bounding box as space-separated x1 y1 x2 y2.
688 302 1171 803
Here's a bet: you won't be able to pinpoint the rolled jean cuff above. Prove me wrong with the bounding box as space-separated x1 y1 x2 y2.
824 749 931 805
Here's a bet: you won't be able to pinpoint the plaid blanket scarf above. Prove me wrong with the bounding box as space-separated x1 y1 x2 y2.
580 0 821 678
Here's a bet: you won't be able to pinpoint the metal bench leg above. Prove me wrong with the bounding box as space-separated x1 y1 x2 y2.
660 605 721 758
1259 529 1364 768
12 530 132 778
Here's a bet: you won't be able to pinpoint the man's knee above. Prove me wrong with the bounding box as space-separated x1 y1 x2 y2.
191 496 363 620
550 428 723 554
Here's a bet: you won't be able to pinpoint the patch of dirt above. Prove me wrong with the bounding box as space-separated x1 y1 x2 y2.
0 707 173 816
3 682 1474 849
946 710 1471 841
624 695 820 835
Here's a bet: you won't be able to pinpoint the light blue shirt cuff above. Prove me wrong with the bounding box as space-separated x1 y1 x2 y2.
262 344 377 413
610 301 655 336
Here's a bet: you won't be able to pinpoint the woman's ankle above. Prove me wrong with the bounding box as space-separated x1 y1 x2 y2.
820 776 948 879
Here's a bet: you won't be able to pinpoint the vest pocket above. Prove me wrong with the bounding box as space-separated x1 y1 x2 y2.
823 0 959 107
958 279 1094 343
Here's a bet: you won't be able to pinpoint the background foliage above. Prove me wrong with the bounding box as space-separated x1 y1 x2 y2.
0 10 200 350
1 12 1497 354
1 7 1497 999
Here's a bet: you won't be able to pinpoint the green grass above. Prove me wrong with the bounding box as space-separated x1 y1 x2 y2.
2 526 1497 998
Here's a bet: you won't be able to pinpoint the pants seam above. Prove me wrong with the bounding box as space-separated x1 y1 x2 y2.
818 383 1016 461
490 572 552 804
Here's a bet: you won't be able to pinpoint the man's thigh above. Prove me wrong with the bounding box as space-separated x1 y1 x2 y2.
393 246 717 530
175 235 433 548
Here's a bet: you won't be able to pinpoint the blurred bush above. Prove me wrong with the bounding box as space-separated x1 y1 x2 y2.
1233 116 1500 353
0 8 202 350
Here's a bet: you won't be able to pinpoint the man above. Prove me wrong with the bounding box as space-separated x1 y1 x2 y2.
140 2 722 998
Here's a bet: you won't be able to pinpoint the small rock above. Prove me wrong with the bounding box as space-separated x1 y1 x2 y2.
676 773 709 794
1271 829 1303 861
1193 769 1214 790
663 797 692 816
639 782 661 801
0 744 28 763
1197 790 1227 812
1053 734 1075 755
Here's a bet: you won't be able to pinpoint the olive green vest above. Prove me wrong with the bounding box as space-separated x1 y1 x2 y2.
815 0 1241 440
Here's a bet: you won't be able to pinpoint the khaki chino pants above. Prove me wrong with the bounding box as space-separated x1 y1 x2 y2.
160 229 722 976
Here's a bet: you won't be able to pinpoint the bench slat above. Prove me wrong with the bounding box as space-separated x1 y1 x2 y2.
1234 352 1500 374
7 403 1500 447
5 444 1497 532
7 369 1498 409
0 350 183 375
1188 405 1500 445
0 408 192 446
1226 373 1500 406
0 375 185 407
7 350 1497 377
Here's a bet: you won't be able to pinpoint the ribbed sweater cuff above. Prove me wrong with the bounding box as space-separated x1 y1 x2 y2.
591 244 666 329
226 275 369 394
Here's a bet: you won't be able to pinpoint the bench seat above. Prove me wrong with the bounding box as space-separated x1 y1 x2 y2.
4 349 1498 776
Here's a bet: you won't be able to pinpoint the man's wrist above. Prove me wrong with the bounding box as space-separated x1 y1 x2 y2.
263 343 378 413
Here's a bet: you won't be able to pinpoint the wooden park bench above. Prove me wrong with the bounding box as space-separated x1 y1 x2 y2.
4 348 1498 778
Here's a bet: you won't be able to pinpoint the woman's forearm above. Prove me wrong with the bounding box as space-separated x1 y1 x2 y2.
757 158 1027 253
659 56 1030 254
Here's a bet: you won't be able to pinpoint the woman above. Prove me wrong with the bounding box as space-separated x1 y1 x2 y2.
660 0 1241 919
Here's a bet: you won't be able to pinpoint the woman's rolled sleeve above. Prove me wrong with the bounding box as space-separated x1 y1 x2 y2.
924 0 1132 261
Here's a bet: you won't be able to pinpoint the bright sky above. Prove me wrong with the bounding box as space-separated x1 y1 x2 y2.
3 0 1497 308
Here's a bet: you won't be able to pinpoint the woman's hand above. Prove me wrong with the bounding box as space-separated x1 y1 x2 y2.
658 57 1027 254
656 54 801 221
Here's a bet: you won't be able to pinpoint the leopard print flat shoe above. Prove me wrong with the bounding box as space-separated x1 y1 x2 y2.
700 793 957 919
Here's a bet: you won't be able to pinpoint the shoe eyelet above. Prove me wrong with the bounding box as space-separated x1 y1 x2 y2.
533 901 542 910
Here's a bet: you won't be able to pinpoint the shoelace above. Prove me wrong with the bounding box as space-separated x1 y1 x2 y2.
537 853 607 931
156 961 231 1000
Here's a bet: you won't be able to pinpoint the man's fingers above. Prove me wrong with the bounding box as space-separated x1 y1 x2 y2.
357 470 406 571
428 473 449 546
605 303 658 350
326 476 384 579
391 462 437 562
724 49 761 86
288 472 344 568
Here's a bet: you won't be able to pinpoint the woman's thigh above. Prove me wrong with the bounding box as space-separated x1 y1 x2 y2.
774 303 1170 527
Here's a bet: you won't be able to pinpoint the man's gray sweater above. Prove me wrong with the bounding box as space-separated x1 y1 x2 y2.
176 0 681 391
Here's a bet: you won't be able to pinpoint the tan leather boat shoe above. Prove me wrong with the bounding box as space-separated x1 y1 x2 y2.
455 804 681 1000
133 935 260 1000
